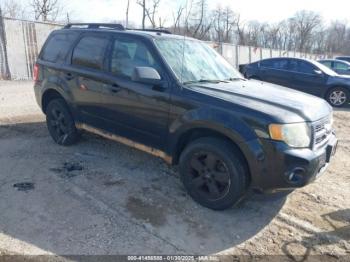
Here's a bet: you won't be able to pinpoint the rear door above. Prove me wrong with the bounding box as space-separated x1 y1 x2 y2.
259 58 291 87
97 35 171 150
288 60 327 96
63 33 111 126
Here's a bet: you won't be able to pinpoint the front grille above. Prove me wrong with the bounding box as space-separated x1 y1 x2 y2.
312 116 332 149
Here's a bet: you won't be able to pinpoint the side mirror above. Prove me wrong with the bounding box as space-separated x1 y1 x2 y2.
132 67 161 84
314 69 323 75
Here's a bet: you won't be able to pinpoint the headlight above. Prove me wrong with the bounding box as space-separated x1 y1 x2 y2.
269 123 311 148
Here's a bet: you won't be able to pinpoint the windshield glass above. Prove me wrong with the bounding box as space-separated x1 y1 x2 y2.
154 38 242 83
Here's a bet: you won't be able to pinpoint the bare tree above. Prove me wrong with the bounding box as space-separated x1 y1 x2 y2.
184 0 212 40
31 0 62 22
235 15 246 45
1 0 26 19
289 10 322 53
191 0 205 38
171 5 184 33
136 0 147 29
145 0 161 28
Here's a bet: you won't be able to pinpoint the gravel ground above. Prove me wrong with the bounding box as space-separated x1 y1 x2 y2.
0 80 349 259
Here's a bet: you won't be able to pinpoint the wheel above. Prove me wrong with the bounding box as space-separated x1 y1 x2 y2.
46 98 80 145
179 137 248 210
326 87 349 107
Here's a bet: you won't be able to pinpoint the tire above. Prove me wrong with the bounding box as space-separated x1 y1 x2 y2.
179 137 249 210
46 98 80 146
326 87 349 107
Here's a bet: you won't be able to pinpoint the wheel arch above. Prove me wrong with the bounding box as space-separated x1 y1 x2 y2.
171 126 252 186
41 89 67 114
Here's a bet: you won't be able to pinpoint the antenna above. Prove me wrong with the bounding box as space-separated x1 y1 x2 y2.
180 0 189 84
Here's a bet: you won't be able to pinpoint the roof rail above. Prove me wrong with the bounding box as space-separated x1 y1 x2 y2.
63 23 172 34
126 28 172 34
64 23 125 30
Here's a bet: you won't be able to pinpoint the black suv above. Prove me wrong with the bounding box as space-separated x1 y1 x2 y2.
244 57 350 107
34 23 337 210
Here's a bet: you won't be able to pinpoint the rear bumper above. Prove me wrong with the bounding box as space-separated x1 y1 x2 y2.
33 81 43 110
249 133 338 192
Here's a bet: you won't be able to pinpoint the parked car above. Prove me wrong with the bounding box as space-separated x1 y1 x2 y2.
318 59 350 75
34 23 337 210
244 57 350 107
335 56 350 63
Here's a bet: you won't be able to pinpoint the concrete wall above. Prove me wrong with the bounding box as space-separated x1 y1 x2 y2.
0 17 332 80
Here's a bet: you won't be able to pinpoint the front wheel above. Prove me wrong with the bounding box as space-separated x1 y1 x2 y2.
179 137 249 210
326 87 349 107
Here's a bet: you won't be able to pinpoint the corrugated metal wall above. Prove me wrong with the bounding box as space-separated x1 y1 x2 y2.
1 17 61 80
0 17 331 80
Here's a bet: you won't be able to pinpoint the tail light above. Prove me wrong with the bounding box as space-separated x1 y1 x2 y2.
33 63 39 82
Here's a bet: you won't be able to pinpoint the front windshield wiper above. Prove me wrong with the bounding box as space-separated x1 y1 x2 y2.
225 77 245 81
183 79 227 85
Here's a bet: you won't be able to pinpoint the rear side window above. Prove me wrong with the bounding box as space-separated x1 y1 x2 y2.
41 33 77 63
272 59 288 70
260 59 274 68
260 59 288 70
72 36 109 70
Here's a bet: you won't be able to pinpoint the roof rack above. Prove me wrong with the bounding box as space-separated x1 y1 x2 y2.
63 23 172 34
64 23 125 30
127 28 172 34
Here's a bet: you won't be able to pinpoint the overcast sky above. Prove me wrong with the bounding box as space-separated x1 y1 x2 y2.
16 0 350 25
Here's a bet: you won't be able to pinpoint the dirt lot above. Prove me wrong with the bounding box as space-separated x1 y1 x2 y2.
0 80 349 259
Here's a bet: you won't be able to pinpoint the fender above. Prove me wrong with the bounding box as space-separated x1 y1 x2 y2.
167 106 259 157
167 107 268 186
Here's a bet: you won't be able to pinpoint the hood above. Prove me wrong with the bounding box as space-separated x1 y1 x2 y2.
187 79 332 123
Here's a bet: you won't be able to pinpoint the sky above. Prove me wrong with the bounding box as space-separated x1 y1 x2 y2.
10 0 350 26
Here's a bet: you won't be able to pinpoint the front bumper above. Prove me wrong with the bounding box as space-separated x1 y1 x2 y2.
251 133 338 192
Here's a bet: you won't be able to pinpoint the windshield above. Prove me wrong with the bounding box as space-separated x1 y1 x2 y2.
154 38 242 84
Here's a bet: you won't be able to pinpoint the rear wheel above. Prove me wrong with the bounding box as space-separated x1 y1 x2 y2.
179 137 248 210
46 98 80 145
326 87 349 107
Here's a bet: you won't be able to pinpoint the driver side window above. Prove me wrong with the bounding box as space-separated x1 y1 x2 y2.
109 37 160 78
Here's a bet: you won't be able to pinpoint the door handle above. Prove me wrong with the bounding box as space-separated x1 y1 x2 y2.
65 72 74 80
109 84 121 93
152 84 166 92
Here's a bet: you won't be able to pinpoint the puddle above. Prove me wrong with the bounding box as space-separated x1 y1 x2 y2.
50 161 84 178
126 196 167 227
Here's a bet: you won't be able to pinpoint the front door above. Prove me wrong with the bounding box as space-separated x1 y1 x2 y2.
98 35 171 150
288 60 327 96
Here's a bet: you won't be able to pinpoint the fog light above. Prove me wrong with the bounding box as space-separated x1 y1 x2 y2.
287 167 305 184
